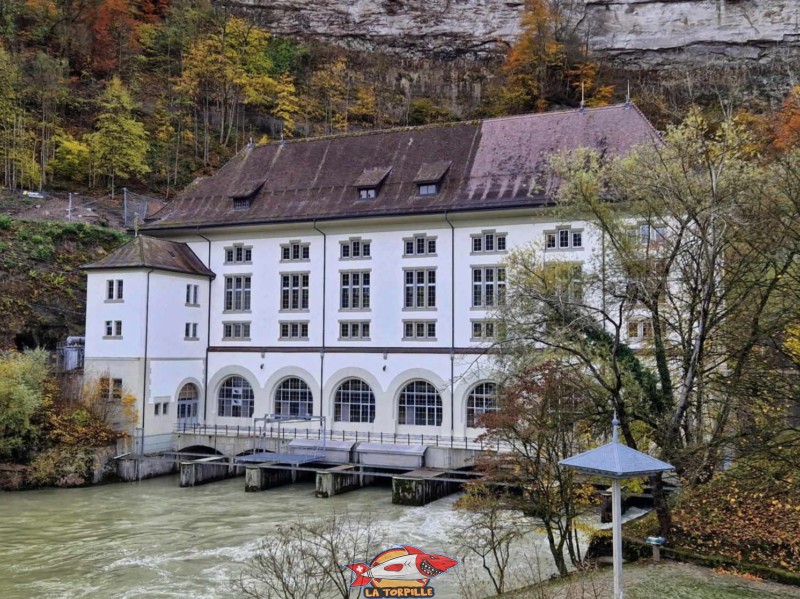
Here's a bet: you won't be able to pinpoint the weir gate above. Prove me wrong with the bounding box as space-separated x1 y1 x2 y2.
116 423 493 506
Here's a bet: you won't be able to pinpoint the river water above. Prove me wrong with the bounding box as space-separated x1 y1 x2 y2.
0 476 563 599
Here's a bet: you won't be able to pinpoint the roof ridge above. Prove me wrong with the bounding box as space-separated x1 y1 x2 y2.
255 103 636 147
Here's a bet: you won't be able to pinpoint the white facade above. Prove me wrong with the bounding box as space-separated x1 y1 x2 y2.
84 210 601 441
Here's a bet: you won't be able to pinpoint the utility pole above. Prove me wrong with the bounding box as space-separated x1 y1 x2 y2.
123 187 128 227
67 192 72 222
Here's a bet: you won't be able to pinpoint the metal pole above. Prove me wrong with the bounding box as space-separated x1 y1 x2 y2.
67 192 72 221
612 478 624 599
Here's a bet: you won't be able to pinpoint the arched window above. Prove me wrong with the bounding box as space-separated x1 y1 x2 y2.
334 379 375 423
218 376 254 418
274 377 313 418
398 380 442 426
466 382 497 428
177 383 199 420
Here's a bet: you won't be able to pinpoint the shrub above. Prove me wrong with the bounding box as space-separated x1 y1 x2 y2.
0 349 50 461
0 214 12 229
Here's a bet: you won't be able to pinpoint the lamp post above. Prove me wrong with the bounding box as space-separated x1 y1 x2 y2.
559 416 673 599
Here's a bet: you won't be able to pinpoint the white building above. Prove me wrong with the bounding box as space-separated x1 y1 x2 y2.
82 104 658 444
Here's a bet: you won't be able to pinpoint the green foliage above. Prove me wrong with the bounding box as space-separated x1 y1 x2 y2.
0 215 12 230
26 446 95 488
0 349 49 461
88 77 150 194
408 98 454 126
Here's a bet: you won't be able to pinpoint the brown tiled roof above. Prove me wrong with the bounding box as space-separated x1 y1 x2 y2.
142 104 659 231
82 236 215 277
415 160 452 184
353 166 393 188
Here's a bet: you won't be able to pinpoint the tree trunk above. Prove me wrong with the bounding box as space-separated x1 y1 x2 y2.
650 473 672 536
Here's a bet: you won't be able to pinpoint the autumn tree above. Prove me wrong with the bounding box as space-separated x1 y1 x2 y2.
773 85 800 153
0 349 50 462
88 76 150 197
91 0 141 75
179 16 296 162
470 362 598 577
493 0 606 113
497 114 800 534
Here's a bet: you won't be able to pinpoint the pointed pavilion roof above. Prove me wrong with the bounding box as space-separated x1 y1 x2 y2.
559 418 673 479
81 235 215 278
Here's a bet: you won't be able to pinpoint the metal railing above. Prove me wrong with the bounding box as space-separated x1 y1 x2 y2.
173 422 501 451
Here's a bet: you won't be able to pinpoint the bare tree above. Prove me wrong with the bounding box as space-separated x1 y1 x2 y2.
453 488 533 596
236 511 383 599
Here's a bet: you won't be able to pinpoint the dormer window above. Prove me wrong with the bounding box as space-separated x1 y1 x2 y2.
354 167 392 200
414 161 450 198
229 179 265 211
418 183 438 196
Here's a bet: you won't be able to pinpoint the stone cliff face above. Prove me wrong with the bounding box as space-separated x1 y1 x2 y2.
586 0 800 68
231 0 800 67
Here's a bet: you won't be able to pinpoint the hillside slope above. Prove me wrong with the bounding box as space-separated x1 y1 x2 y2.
0 217 128 350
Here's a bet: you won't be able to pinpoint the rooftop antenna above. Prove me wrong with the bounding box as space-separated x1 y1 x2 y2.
580 81 586 113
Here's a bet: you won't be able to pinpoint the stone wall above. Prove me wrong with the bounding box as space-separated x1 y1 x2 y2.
228 0 800 68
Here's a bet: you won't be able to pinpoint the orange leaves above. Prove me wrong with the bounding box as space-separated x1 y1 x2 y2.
773 86 800 153
669 446 800 573
91 0 141 75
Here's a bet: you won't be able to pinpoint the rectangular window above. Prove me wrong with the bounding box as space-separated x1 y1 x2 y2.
471 320 496 340
281 241 310 262
628 320 652 340
224 276 251 311
339 321 370 340
281 273 310 310
99 377 123 400
224 245 252 264
472 232 507 254
403 320 437 340
155 403 160 416
418 183 438 196
223 322 251 340
106 279 123 300
162 402 168 415
185 284 199 305
184 322 198 339
543 262 584 302
472 267 506 308
404 269 436 309
279 321 309 340
359 188 377 199
341 238 371 260
340 271 371 310
403 234 437 256
104 320 123 337
233 198 252 210
545 227 584 251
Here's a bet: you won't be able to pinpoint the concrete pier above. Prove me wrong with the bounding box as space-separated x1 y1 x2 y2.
315 465 373 498
117 456 178 481
180 456 240 487
392 468 463 506
245 464 297 492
